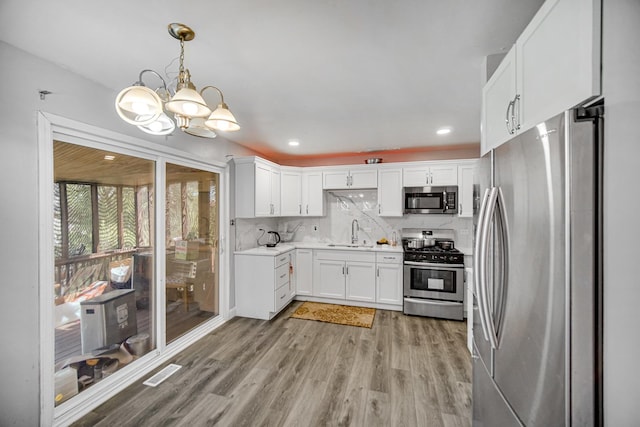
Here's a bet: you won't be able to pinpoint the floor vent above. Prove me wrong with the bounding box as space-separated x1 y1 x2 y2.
143 364 182 387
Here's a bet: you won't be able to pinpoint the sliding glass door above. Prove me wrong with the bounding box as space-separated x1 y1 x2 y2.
165 163 220 343
52 141 155 405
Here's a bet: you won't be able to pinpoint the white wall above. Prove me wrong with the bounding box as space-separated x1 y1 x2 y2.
0 41 259 426
602 1 640 425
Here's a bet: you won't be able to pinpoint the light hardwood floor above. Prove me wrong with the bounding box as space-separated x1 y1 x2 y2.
74 301 471 427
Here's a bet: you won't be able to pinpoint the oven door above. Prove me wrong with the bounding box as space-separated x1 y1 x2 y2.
403 261 464 301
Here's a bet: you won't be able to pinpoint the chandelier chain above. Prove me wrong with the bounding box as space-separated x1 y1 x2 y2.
179 38 185 75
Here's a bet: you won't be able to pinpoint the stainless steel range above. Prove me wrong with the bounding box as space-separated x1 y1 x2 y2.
402 229 465 320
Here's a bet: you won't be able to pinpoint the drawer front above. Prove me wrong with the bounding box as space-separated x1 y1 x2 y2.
275 283 291 312
315 250 375 263
376 252 403 264
275 252 291 268
275 263 290 288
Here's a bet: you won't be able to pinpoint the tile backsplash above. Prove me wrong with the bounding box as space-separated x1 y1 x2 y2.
235 189 474 252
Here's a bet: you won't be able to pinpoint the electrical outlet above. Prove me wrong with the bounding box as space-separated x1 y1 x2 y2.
460 228 470 235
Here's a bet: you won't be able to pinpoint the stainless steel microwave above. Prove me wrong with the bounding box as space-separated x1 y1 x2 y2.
403 186 458 214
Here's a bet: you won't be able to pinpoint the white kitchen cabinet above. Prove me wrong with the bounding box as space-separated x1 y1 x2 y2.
323 168 377 189
457 161 476 218
302 171 324 216
481 46 517 155
270 168 281 216
235 157 281 218
314 259 346 299
281 168 302 216
516 0 600 133
377 168 403 217
313 250 376 300
481 0 600 155
235 250 294 320
403 164 458 187
345 262 376 302
375 252 403 305
295 249 313 296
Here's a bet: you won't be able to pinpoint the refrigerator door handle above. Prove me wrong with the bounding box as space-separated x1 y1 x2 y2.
480 186 500 350
494 187 510 344
474 187 491 342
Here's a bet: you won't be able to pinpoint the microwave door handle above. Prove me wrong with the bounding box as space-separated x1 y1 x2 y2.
474 188 491 342
443 190 448 211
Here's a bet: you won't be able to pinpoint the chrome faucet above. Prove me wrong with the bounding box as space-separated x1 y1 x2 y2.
351 219 359 244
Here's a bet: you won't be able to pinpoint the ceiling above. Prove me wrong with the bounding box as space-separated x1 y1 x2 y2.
1 0 544 160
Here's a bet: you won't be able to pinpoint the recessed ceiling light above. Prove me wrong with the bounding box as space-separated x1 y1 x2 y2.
436 128 452 135
104 155 116 160
288 140 300 146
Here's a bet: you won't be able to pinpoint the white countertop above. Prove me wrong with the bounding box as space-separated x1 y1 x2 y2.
234 241 404 256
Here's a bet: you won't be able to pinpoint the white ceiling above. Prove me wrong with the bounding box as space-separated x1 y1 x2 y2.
0 0 543 159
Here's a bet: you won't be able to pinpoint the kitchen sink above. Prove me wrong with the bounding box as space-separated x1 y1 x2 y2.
327 243 374 248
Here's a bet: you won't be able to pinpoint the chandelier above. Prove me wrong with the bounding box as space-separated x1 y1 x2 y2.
115 23 240 138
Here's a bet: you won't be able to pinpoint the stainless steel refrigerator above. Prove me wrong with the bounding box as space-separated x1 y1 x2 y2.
472 107 603 426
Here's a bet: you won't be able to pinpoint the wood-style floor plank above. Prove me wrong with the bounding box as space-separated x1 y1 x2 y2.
74 301 471 427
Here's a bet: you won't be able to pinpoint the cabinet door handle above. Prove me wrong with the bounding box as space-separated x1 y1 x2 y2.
505 99 514 134
346 266 349 275
299 204 302 214
378 204 381 214
513 94 521 131
306 205 309 214
426 172 429 185
459 203 462 215
342 266 345 275
377 267 379 277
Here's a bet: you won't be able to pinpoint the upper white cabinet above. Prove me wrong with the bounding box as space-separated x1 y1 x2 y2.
481 0 601 155
235 157 281 218
280 168 302 216
377 168 403 217
323 168 377 189
481 47 517 154
457 160 476 218
403 164 458 187
302 171 324 216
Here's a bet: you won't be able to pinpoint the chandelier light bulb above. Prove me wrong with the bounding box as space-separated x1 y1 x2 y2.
181 102 199 116
137 112 175 136
131 101 150 115
115 85 163 125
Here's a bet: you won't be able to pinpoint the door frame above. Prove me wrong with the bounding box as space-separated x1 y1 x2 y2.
38 112 231 426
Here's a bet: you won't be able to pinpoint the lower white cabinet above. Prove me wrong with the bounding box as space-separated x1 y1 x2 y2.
315 259 347 299
295 249 313 296
345 262 376 302
235 250 294 320
313 250 376 301
375 252 403 305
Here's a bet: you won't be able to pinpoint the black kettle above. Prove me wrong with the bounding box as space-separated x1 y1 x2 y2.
266 231 281 247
